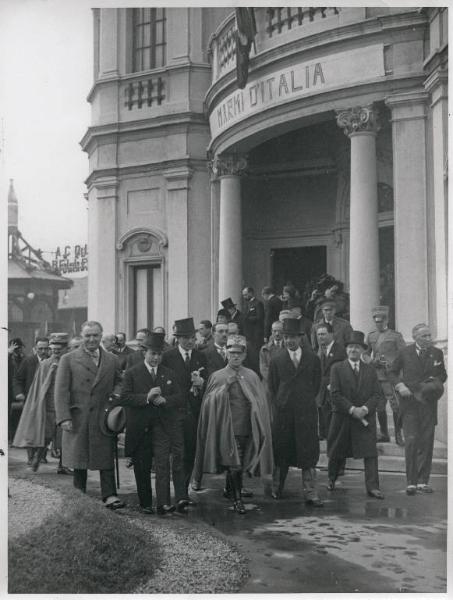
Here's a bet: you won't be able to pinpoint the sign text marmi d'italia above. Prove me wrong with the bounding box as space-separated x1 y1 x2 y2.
209 45 385 140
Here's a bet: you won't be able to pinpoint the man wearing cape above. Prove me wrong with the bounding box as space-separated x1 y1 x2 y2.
192 335 273 514
13 333 69 472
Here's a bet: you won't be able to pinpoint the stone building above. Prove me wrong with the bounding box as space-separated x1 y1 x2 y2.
81 8 447 364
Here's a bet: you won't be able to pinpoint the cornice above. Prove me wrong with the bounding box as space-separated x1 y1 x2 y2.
80 112 209 153
204 10 427 111
84 158 204 189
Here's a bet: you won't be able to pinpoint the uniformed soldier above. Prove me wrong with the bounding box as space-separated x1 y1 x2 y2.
364 306 406 445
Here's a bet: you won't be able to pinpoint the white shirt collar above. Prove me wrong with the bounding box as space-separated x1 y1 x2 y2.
348 358 360 370
178 345 191 360
288 346 302 360
144 361 157 376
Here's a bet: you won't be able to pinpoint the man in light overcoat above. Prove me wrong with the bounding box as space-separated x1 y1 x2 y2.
55 320 124 509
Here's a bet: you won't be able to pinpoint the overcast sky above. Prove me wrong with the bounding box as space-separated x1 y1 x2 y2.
0 0 92 259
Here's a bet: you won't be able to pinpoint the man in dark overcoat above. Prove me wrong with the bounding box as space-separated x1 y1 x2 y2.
121 333 187 514
311 298 353 351
268 318 323 505
113 332 136 371
217 297 242 332
242 287 265 356
161 317 207 501
261 286 283 342
328 330 384 498
55 320 124 509
203 322 229 377
388 323 447 495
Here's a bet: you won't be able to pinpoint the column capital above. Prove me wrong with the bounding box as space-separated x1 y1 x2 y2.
336 105 381 137
209 153 248 178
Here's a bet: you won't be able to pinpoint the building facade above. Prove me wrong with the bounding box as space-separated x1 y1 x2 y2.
82 9 447 381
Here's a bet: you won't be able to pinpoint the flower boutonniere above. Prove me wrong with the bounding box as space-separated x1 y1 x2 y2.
166 380 172 385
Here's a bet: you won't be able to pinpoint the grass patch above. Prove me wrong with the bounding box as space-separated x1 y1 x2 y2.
9 490 160 593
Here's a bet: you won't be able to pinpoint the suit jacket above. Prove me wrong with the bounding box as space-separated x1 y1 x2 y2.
388 344 447 422
113 345 136 371
54 347 122 470
264 295 283 340
13 354 39 398
120 362 183 455
311 316 353 351
328 360 381 459
203 344 228 377
161 347 208 420
316 341 347 408
269 347 321 469
242 298 265 350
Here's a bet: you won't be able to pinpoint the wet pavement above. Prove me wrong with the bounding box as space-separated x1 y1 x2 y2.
9 448 447 593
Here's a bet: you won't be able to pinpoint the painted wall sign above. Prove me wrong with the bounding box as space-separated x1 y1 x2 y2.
209 44 385 140
52 244 88 274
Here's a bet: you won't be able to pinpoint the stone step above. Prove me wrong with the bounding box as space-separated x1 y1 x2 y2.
320 439 447 459
317 453 447 475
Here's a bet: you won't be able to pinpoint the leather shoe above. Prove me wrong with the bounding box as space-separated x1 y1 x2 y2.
406 485 417 496
223 488 233 500
305 498 324 507
105 499 126 510
157 504 176 515
327 479 335 491
191 482 203 491
417 484 433 493
233 500 246 514
176 499 189 514
57 466 73 475
367 489 384 499
271 491 281 500
241 488 253 498
377 434 390 443
141 506 154 515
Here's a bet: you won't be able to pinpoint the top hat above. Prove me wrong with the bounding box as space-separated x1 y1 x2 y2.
226 334 247 350
221 298 236 310
140 332 165 352
49 332 69 346
345 331 368 349
282 318 301 336
174 317 196 337
372 305 389 320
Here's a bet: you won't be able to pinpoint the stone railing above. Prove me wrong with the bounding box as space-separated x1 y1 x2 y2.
265 7 339 37
123 75 166 111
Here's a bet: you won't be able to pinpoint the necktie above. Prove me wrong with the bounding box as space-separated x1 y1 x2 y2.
353 363 359 380
219 347 227 362
90 352 99 367
185 351 190 370
292 351 299 369
419 348 427 360
151 367 156 383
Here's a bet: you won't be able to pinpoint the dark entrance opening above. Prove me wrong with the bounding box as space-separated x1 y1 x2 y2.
271 246 327 301
379 226 395 329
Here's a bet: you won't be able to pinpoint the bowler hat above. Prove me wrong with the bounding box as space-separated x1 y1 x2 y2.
103 405 126 435
221 297 236 310
416 378 444 403
174 317 196 337
282 318 301 336
140 332 165 352
345 331 368 350
49 332 69 346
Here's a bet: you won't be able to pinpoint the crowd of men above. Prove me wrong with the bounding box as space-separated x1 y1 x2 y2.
8 282 447 515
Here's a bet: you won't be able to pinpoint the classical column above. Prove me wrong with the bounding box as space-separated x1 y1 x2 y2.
211 154 247 306
385 91 429 339
424 70 448 342
336 105 380 333
87 177 118 331
164 167 192 327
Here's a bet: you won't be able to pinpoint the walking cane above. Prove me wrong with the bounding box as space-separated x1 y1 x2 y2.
115 435 120 489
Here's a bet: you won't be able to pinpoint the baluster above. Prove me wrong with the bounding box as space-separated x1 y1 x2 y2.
287 7 292 29
266 8 274 37
137 80 143 109
276 7 283 33
309 7 315 21
297 7 303 25
147 79 154 106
